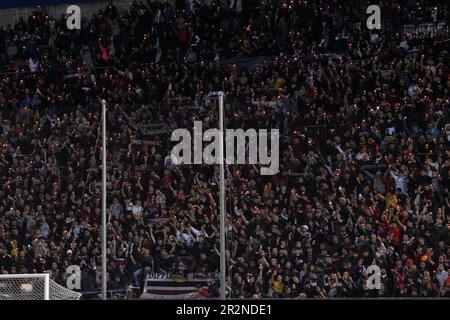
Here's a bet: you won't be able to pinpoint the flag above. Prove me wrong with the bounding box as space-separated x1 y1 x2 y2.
140 273 208 299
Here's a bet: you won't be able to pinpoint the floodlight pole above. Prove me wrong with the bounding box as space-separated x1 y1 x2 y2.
209 91 226 299
218 92 226 300
101 99 107 300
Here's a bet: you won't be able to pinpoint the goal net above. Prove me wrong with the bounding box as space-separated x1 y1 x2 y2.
0 274 81 300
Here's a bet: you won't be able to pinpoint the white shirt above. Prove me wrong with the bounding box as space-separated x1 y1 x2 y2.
176 231 192 247
390 171 408 194
29 58 38 72
436 270 448 289
132 204 143 218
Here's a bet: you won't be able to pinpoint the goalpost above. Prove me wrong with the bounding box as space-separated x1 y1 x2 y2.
0 274 82 300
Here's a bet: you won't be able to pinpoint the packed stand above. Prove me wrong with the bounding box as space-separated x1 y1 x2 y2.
0 0 449 298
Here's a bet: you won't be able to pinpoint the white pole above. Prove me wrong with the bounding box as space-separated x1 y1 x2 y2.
218 92 226 299
101 99 107 300
44 273 50 300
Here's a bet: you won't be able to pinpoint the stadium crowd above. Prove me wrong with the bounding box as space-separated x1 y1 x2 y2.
0 0 449 298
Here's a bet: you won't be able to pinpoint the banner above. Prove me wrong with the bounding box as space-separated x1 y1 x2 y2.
403 22 448 38
131 139 159 146
140 273 209 300
147 218 169 225
135 123 168 137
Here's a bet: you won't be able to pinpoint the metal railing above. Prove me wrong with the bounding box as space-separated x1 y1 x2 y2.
80 287 135 300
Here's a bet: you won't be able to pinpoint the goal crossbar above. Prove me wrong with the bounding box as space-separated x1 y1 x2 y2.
0 274 81 300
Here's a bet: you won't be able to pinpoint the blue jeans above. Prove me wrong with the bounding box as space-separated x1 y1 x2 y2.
133 267 151 286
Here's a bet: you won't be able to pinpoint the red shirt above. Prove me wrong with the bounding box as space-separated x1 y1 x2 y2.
160 174 172 188
178 27 188 45
388 225 401 246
